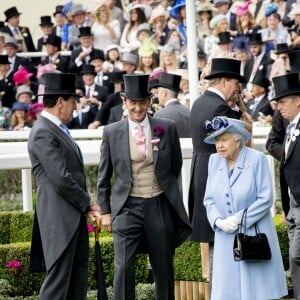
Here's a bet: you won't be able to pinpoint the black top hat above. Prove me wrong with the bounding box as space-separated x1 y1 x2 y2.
89 50 105 62
53 5 64 17
78 27 92 37
109 71 126 83
275 43 290 54
149 78 160 90
272 72 300 101
80 64 97 76
0 21 4 29
156 72 182 92
39 73 78 97
46 35 61 50
288 50 300 73
75 76 85 93
205 58 245 83
249 32 263 45
121 74 153 100
4 6 22 22
0 55 10 65
39 16 54 26
251 72 270 91
217 32 232 45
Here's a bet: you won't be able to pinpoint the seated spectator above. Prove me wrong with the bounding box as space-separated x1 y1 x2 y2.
0 104 11 130
52 5 65 38
91 0 121 51
149 5 170 46
37 16 54 52
289 4 300 50
170 0 187 45
15 84 34 104
60 1 73 50
120 3 151 52
0 33 9 54
103 44 123 72
0 54 15 108
9 101 32 130
159 44 179 72
121 52 139 74
137 37 158 74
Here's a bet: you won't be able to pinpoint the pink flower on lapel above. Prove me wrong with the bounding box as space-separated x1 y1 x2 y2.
152 125 165 150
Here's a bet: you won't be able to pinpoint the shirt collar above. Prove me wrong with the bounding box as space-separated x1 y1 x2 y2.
128 114 150 131
208 87 226 101
165 99 178 106
41 110 62 127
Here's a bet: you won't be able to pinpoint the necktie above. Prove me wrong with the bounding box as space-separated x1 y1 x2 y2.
135 124 146 158
86 88 90 99
285 122 295 157
13 27 19 35
60 123 76 144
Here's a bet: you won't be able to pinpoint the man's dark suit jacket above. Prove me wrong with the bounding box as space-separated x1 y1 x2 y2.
280 118 300 209
266 110 290 215
97 116 191 247
246 95 273 121
1 25 36 52
28 116 90 272
189 90 238 242
0 78 15 108
108 103 123 124
69 48 104 74
41 55 70 73
243 54 273 86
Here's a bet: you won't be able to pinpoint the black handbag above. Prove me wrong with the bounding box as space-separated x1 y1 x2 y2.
233 209 271 261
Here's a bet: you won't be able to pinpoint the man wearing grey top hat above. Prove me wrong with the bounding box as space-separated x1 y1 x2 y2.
97 73 191 300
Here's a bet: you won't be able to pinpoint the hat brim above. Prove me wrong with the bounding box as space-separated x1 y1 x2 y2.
271 89 300 101
120 92 153 101
205 72 245 83
204 123 251 144
80 71 97 76
37 91 80 98
156 83 181 93
274 49 290 54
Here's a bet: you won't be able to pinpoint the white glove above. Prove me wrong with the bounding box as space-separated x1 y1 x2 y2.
225 215 240 226
215 217 239 233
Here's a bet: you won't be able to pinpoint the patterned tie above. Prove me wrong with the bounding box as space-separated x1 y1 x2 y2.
60 123 76 145
135 124 146 158
13 27 19 35
86 88 90 99
285 122 295 157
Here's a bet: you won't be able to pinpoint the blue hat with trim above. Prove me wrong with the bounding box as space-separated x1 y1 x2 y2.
204 117 251 144
12 102 29 112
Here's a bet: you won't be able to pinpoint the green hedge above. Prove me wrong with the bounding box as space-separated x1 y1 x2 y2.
0 211 289 297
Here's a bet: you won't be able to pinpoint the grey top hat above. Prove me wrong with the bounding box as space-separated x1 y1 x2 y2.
121 74 153 100
16 85 33 99
272 72 300 101
204 116 251 144
38 73 79 97
205 58 245 83
121 52 139 66
71 4 86 17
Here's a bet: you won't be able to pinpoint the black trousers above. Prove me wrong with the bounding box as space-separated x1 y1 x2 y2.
112 194 176 300
39 215 89 300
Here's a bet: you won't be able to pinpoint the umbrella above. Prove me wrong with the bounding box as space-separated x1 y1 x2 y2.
93 216 108 300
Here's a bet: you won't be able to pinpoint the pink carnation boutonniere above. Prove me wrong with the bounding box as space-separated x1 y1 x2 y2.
152 125 165 151
7 260 22 274
87 223 94 233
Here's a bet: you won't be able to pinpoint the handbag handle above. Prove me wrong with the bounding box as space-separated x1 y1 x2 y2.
239 209 260 236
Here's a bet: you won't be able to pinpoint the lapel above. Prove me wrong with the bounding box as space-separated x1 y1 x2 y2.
40 116 83 167
119 120 132 175
285 120 300 163
148 117 159 167
229 147 247 187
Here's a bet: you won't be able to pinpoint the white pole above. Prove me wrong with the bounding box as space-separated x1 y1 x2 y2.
22 169 33 212
186 0 199 109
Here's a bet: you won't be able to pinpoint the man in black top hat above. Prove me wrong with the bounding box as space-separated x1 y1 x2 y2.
52 5 65 38
154 72 190 138
243 32 273 91
271 72 300 300
28 72 101 300
1 6 36 52
0 54 15 108
37 16 54 52
40 35 69 73
69 27 103 75
97 73 191 300
189 58 244 247
80 64 108 113
246 73 273 121
216 31 233 56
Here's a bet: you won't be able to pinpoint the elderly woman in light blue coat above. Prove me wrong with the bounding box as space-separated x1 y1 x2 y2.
203 117 287 300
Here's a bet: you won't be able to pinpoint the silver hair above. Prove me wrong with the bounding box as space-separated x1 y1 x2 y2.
231 132 246 148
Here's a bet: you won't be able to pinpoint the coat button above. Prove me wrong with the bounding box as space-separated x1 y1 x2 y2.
228 210 232 214
225 193 229 197
226 202 231 206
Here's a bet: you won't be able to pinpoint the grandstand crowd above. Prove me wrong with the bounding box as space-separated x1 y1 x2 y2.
0 0 300 131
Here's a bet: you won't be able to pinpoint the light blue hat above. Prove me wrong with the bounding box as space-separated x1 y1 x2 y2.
204 117 251 144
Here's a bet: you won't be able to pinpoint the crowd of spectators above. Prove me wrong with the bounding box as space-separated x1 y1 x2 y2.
0 0 300 131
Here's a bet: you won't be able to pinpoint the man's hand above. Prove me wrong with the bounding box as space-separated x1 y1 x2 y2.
101 213 112 232
86 201 101 222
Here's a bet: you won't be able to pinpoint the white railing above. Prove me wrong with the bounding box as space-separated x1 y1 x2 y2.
0 128 274 214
